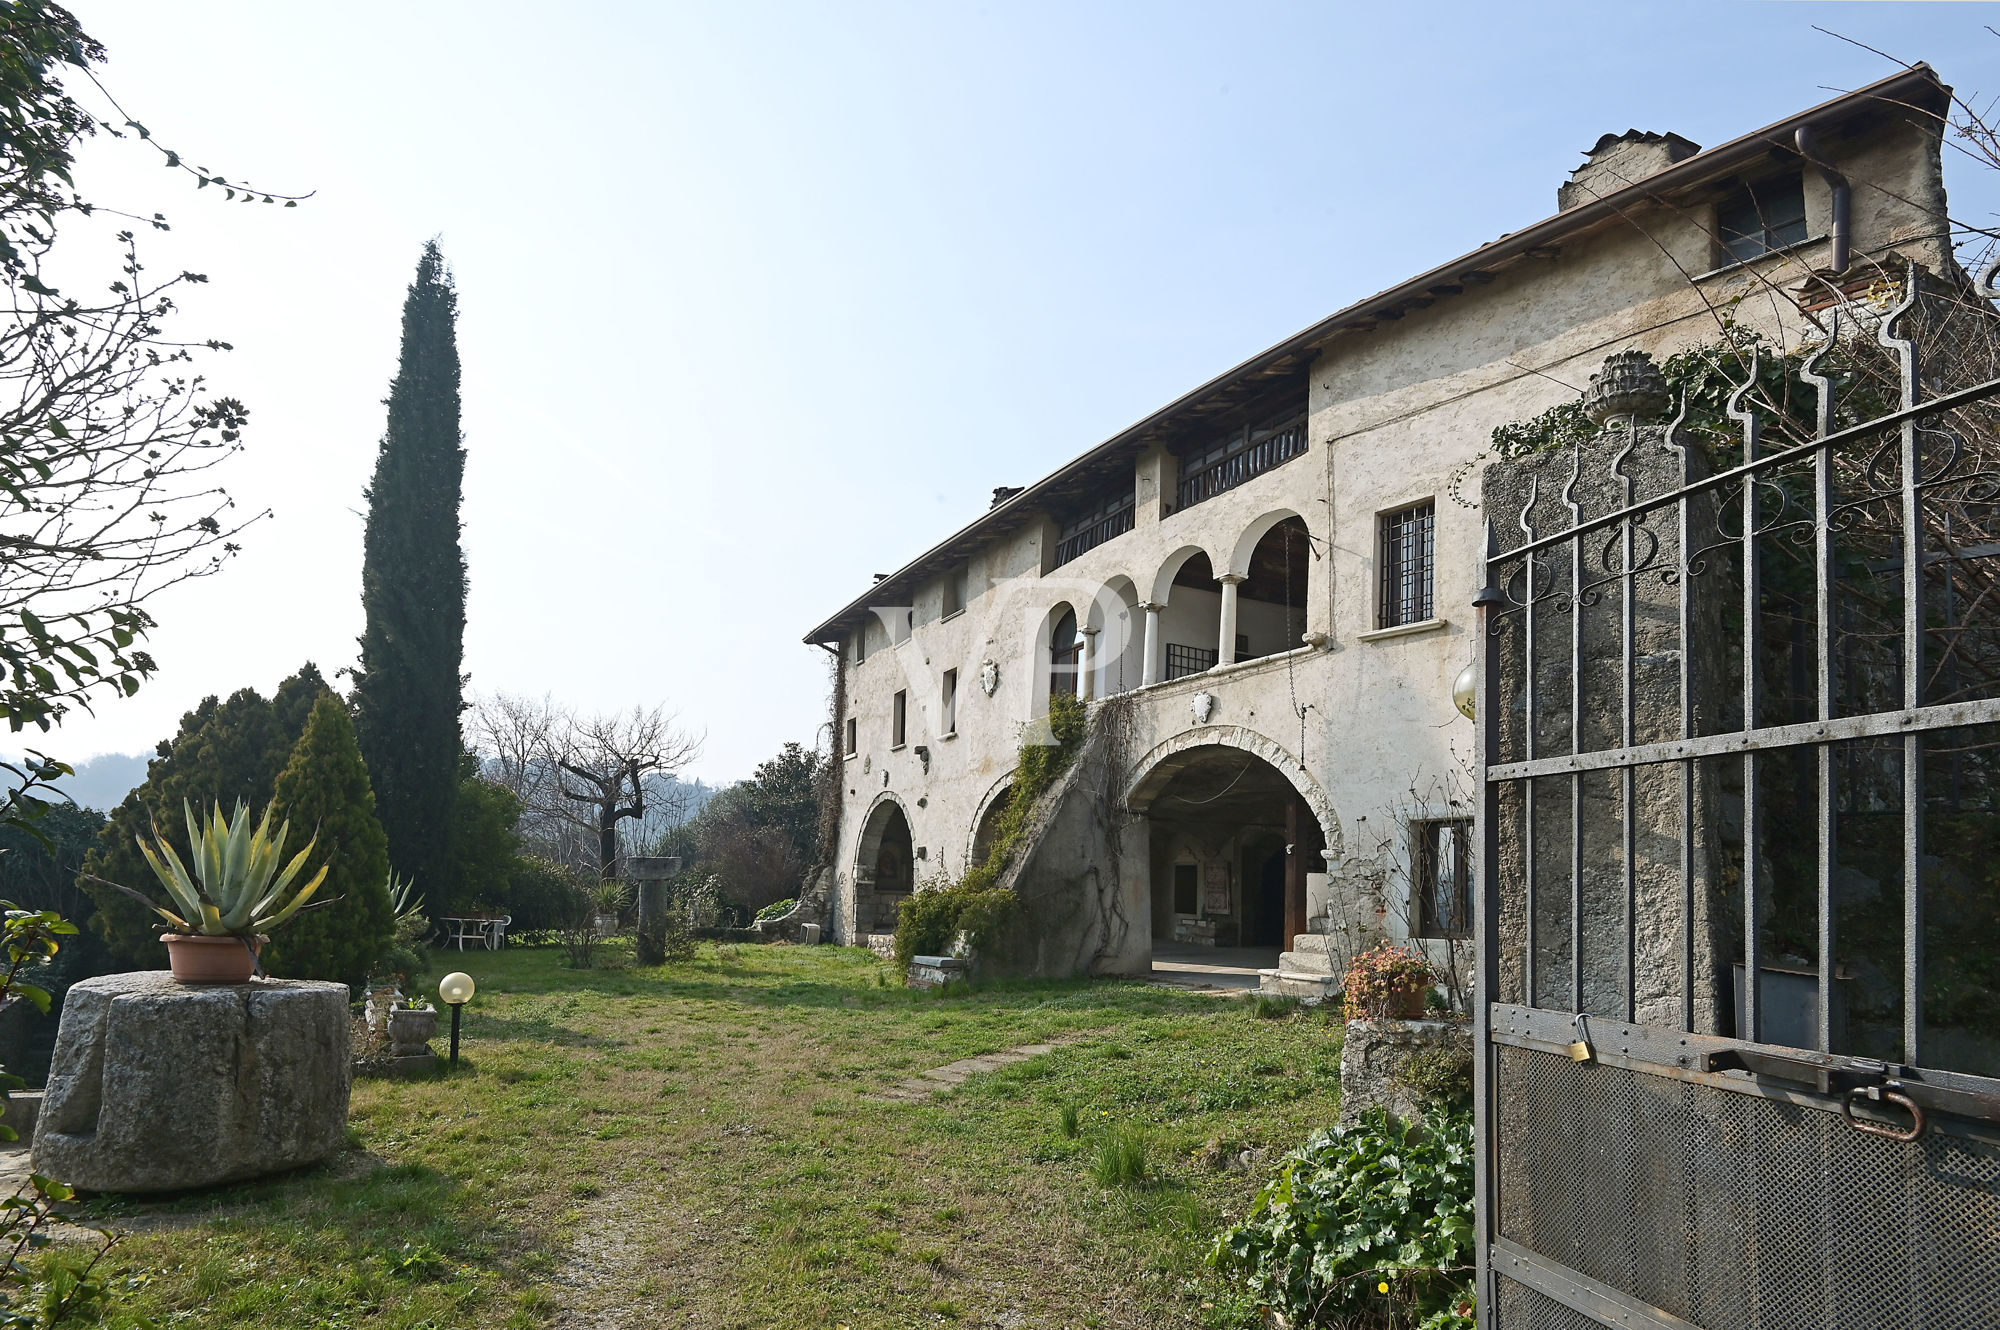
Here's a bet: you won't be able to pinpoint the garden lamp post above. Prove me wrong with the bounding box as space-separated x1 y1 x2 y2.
438 971 475 1068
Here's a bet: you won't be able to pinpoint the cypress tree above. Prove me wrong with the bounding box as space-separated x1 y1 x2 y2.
352 240 467 909
79 663 331 967
266 694 394 992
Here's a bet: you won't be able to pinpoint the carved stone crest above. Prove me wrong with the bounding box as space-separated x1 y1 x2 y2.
1191 690 1215 725
979 660 1000 697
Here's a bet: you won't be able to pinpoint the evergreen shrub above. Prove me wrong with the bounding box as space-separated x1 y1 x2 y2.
263 694 395 993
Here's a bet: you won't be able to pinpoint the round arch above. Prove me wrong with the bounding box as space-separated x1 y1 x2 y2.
1227 509 1312 580
1124 724 1345 858
968 771 1017 868
1148 543 1224 606
855 791 913 876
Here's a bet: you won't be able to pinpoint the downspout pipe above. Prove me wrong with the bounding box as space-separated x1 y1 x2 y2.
1795 124 1851 275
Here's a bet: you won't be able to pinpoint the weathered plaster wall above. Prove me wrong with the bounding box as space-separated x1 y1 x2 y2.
824 107 1952 973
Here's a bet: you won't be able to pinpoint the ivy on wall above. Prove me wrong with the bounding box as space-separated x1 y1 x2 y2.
892 691 1090 967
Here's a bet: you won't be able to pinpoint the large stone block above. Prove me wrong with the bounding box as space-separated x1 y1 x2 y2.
1339 1018 1471 1126
33 971 350 1193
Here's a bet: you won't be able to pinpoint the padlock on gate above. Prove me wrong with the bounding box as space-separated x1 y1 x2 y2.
1567 1012 1596 1064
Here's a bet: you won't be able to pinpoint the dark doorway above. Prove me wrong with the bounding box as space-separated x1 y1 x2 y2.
1249 846 1286 946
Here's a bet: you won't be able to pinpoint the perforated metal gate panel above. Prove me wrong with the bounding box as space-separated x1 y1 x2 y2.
1494 1047 2000 1329
1496 1277 1614 1330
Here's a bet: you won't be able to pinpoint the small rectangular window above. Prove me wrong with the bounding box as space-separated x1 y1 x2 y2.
1416 819 1472 939
1716 173 1807 265
854 626 867 665
845 718 857 756
1173 863 1198 915
892 690 907 747
1379 500 1436 628
941 669 958 734
944 564 969 617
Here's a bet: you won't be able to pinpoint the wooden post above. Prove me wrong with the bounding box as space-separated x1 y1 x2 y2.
1285 798 1309 948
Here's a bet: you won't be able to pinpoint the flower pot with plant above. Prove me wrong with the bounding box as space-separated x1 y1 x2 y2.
387 996 438 1056
94 799 330 985
1342 942 1437 1022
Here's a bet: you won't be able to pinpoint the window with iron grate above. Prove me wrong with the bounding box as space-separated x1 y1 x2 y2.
1379 500 1436 628
1165 643 1217 679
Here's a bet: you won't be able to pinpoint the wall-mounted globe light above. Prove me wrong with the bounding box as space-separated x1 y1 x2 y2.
1452 662 1477 720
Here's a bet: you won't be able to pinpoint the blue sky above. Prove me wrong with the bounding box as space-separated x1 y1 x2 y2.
34 1 2000 783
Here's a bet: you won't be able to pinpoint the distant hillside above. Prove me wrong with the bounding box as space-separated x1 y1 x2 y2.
18 751 152 814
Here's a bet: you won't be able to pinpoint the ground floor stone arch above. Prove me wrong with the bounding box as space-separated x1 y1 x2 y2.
1123 724 1343 858
852 792 914 937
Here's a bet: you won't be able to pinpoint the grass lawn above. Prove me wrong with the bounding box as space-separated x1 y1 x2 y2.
77 942 1343 1329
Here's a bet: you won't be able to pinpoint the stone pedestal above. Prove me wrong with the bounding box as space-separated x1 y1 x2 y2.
34 971 350 1193
1338 1018 1472 1126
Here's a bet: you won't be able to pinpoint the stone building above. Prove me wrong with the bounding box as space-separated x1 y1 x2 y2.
801 66 1957 996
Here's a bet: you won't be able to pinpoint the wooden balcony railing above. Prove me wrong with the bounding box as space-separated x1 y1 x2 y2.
1054 497 1136 567
1175 411 1308 512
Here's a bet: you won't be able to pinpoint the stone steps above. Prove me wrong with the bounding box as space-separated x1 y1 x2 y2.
1259 931 1347 1003
1276 933 1344 976
1257 968 1342 1003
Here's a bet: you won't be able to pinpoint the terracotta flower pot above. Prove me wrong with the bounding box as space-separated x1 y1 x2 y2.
161 932 264 984
1386 984 1429 1020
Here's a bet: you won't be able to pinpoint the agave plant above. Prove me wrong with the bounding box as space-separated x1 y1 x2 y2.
129 799 330 937
386 872 424 924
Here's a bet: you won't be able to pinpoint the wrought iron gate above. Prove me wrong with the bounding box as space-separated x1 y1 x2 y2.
1473 271 2000 1330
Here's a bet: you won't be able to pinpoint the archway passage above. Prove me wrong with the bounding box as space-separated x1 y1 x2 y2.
971 785 1014 868
1137 744 1325 988
856 799 915 936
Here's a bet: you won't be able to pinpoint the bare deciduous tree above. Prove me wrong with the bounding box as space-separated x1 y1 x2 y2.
471 693 702 879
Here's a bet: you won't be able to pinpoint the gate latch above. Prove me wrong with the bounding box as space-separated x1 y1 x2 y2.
1702 1047 2000 1133
1840 1082 1926 1142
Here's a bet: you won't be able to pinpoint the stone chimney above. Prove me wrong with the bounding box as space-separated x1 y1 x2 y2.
1558 130 1701 211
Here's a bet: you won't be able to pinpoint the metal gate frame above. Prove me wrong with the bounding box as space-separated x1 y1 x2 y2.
1473 270 2000 1330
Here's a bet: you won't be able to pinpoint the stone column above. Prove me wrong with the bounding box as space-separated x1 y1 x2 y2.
1138 602 1162 685
1078 626 1099 701
1217 574 1245 666
627 854 683 965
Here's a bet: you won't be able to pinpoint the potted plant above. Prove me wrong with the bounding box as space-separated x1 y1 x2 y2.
98 799 330 985
1342 942 1437 1022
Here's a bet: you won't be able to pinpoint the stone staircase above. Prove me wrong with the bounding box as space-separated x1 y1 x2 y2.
1258 932 1344 1003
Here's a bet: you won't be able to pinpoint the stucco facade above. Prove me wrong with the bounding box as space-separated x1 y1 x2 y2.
805 68 1957 993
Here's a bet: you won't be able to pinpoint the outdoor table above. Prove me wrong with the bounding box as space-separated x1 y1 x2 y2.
438 913 511 951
